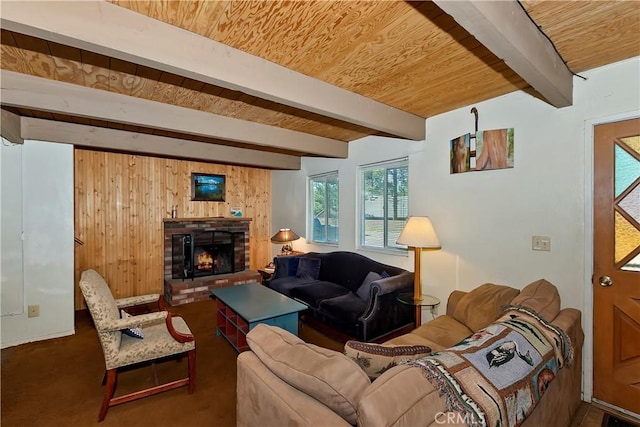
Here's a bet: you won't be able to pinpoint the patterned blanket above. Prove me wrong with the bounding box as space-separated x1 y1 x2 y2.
406 305 573 427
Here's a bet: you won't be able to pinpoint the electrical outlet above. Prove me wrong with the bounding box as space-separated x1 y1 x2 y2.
532 236 551 251
27 305 40 318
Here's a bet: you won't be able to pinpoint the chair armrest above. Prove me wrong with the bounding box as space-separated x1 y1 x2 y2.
446 290 467 316
551 308 584 352
100 311 168 333
370 271 414 297
115 294 162 309
359 272 415 341
166 313 195 343
362 271 414 320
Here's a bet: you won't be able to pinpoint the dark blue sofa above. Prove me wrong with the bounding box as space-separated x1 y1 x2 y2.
266 251 415 342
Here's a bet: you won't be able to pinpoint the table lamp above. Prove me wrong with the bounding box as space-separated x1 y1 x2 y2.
271 228 300 255
396 216 441 304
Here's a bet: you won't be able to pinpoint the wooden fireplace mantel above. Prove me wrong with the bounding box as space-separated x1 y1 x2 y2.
163 217 252 223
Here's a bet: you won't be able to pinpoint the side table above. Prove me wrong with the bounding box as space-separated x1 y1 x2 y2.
257 267 275 285
276 251 305 257
397 293 440 326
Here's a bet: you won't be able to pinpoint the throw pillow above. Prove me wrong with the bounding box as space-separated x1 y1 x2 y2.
344 341 431 379
511 279 560 321
273 256 302 279
287 256 302 276
296 257 321 280
246 324 370 424
356 271 382 301
452 283 520 332
120 309 144 339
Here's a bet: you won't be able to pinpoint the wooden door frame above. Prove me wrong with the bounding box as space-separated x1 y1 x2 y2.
583 110 640 405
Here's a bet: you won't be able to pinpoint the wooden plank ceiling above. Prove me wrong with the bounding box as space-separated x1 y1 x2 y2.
1 0 639 169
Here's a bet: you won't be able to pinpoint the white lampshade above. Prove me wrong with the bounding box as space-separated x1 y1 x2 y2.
396 216 441 249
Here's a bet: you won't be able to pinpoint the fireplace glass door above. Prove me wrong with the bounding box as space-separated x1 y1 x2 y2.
172 231 244 280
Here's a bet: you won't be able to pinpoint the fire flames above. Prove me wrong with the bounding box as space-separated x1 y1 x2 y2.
196 251 216 271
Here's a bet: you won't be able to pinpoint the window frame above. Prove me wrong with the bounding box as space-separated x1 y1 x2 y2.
308 171 339 245
358 158 409 253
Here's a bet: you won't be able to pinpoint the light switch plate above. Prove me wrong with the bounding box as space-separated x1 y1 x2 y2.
532 236 551 251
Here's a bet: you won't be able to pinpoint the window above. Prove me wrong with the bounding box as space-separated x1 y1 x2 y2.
359 159 408 251
309 172 339 244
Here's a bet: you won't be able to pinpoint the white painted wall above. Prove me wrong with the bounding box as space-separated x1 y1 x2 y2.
1 140 75 348
271 142 422 266
1 138 24 315
272 56 640 399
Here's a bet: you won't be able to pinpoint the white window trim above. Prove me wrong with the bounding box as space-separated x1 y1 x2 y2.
308 171 339 245
357 157 408 254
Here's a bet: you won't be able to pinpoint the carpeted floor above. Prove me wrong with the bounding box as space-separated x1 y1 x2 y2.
4 300 632 427
1 299 344 427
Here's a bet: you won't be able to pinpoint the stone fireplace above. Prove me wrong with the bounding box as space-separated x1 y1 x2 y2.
163 218 260 305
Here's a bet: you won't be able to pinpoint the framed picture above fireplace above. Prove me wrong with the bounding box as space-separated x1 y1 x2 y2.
191 173 226 202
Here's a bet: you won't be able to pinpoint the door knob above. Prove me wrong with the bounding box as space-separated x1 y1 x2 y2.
599 276 613 287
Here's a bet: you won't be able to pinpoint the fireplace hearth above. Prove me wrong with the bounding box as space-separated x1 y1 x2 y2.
172 230 244 280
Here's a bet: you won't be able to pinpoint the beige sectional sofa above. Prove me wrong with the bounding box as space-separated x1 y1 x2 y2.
237 279 584 427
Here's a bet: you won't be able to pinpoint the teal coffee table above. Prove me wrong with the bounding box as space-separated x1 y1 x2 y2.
210 283 307 352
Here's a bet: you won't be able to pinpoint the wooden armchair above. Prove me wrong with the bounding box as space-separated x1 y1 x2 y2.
79 269 196 422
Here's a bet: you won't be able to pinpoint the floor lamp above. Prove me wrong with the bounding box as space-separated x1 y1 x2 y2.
396 216 441 325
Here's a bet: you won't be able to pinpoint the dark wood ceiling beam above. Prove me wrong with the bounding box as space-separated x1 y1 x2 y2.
20 117 301 170
1 0 426 140
433 0 573 108
0 70 347 158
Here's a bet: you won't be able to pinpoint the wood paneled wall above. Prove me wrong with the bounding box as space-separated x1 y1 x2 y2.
74 149 271 309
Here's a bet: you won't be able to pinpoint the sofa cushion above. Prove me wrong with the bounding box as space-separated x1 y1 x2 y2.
344 341 431 379
268 277 318 298
356 271 382 301
452 283 520 332
511 278 561 321
246 324 370 424
318 293 367 324
296 257 321 280
409 315 474 348
290 281 351 308
305 251 404 292
383 333 447 353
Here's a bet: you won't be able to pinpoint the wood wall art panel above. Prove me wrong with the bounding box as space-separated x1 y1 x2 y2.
74 148 271 309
